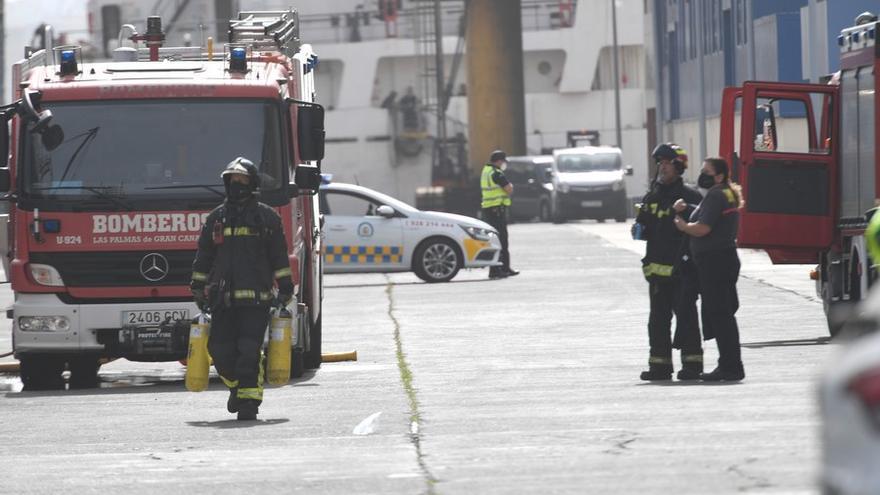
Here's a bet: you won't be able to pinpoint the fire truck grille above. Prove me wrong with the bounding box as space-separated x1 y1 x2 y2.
29 251 196 287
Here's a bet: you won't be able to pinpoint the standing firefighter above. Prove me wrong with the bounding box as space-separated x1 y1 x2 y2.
191 157 294 420
481 149 519 279
634 144 704 381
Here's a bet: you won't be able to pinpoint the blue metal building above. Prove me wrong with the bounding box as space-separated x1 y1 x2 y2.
652 0 876 126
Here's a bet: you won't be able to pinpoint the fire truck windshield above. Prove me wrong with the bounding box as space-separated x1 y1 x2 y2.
20 98 286 210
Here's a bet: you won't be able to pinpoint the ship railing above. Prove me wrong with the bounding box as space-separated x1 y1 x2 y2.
299 0 577 44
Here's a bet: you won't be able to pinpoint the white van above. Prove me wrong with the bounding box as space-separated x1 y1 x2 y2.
550 146 633 223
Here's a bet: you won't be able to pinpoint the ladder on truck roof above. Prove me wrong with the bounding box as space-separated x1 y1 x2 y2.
229 10 300 58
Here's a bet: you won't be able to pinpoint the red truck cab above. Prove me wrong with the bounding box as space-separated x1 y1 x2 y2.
0 10 326 389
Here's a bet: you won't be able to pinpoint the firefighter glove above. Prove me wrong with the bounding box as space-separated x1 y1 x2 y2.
191 288 208 313
275 291 293 309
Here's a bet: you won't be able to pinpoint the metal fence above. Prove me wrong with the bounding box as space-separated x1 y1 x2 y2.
299 0 578 44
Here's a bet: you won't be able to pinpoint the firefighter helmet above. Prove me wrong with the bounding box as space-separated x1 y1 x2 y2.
652 143 688 174
221 156 260 189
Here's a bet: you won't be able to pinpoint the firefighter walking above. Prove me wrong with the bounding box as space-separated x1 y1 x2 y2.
481 149 519 279
191 157 294 420
635 144 704 381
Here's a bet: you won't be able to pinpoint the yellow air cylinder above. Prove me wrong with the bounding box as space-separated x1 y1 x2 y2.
185 314 211 392
267 308 293 386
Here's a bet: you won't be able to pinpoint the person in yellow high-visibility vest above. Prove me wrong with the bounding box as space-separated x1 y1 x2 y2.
481 150 519 279
867 207 880 266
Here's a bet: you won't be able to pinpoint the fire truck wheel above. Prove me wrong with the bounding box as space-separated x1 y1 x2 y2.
291 347 305 379
19 355 66 391
413 237 462 283
68 357 101 389
304 313 322 370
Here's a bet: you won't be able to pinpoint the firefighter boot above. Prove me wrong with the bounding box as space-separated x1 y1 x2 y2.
227 387 239 413
237 399 259 421
639 363 673 381
700 366 745 382
676 354 704 381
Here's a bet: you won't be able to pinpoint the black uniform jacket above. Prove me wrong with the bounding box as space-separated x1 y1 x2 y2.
636 178 703 282
191 199 293 307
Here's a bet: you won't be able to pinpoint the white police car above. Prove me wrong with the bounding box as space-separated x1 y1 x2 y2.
320 181 502 282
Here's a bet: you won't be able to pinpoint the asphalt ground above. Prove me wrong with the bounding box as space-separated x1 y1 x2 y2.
0 221 834 494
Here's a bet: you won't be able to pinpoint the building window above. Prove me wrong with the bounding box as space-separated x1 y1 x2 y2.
736 0 747 45
712 0 720 53
689 0 697 59
702 0 710 54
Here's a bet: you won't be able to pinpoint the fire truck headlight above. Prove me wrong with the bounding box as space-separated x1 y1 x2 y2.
29 264 65 287
18 316 70 332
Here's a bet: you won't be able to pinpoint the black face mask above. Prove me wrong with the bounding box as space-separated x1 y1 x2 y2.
226 182 252 202
697 173 716 189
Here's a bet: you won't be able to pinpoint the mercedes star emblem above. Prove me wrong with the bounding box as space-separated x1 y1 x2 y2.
139 253 170 282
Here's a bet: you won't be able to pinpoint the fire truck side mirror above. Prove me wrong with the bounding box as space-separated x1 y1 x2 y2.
287 182 299 199
41 124 64 151
295 165 322 193
0 168 10 193
0 117 7 170
295 102 325 162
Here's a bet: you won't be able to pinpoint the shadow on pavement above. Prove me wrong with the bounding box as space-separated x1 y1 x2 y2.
325 278 491 290
3 370 319 397
742 337 831 349
187 418 290 429
636 381 744 386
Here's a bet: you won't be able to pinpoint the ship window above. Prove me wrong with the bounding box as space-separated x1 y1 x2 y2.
315 59 344 110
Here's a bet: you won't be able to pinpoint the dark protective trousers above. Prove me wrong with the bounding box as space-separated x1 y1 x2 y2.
482 206 510 274
208 305 271 393
647 261 702 368
693 248 743 373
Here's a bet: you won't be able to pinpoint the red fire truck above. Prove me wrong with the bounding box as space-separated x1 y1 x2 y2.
718 12 877 336
0 10 326 389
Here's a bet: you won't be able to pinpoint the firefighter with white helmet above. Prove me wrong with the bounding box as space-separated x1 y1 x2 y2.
191 157 294 420
634 144 704 381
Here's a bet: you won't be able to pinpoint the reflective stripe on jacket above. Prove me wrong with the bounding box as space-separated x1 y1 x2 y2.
480 165 511 208
191 200 293 307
